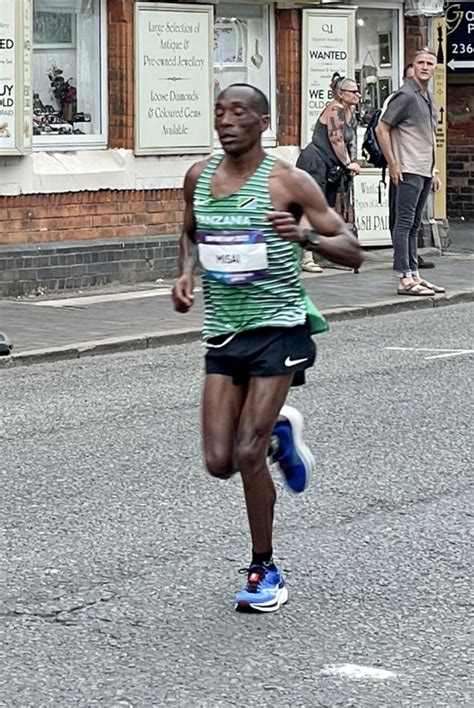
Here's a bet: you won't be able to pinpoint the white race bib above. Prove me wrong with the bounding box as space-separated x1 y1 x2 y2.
197 230 268 284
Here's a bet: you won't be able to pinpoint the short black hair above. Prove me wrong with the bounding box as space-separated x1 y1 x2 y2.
220 83 269 115
403 62 414 78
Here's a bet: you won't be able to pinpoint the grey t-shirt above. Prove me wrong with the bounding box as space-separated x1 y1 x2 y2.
381 79 436 178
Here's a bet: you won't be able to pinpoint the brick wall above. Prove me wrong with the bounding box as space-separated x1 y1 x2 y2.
404 15 429 65
0 189 184 245
108 0 134 149
447 136 474 219
0 235 180 296
276 9 301 145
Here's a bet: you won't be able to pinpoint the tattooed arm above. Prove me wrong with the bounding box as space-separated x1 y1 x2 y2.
322 103 360 175
324 103 352 166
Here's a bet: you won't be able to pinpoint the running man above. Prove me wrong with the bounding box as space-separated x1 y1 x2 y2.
172 83 362 613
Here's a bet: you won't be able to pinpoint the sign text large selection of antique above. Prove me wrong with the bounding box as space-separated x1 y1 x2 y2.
134 2 213 155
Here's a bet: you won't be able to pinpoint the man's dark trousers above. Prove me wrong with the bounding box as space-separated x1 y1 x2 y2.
389 173 432 276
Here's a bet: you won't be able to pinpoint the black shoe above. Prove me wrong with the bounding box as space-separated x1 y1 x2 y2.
418 255 435 269
0 331 13 356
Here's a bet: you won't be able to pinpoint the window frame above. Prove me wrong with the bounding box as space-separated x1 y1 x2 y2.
354 1 403 162
213 2 277 148
355 0 404 86
32 0 108 151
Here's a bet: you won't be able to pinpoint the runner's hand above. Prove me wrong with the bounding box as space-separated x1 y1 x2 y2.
172 274 194 312
267 212 305 243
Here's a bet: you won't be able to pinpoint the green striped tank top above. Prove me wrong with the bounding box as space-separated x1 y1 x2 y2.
194 153 328 340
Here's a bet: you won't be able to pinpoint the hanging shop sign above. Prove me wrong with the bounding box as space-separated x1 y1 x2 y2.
433 16 447 220
446 2 474 72
301 9 355 147
134 2 214 156
0 0 32 155
354 170 391 247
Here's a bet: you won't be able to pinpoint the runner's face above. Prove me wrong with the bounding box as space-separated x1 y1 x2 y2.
414 53 436 83
214 89 268 155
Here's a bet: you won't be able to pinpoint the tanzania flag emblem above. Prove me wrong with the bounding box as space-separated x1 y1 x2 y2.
238 197 259 210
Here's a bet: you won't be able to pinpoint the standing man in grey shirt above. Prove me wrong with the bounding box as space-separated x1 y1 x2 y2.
376 50 445 295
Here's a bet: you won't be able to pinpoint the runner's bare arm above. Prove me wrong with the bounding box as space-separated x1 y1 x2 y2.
172 161 207 313
268 168 363 270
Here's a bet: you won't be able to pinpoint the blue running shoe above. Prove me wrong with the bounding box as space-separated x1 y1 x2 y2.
270 405 315 493
235 564 288 613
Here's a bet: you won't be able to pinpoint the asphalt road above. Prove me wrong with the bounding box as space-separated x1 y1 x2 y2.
1 305 473 707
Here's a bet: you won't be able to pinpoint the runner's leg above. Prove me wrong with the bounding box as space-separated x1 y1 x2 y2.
202 373 247 478
234 374 294 553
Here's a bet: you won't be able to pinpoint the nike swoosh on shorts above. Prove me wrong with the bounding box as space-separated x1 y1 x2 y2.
284 356 308 367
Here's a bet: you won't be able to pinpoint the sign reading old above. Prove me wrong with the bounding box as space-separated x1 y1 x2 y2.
134 2 213 155
301 9 355 147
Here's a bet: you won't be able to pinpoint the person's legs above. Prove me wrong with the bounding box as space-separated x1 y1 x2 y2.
392 173 423 278
234 373 294 554
201 373 247 479
389 180 396 240
392 173 434 295
202 325 315 611
301 248 323 273
409 176 432 276
410 177 445 291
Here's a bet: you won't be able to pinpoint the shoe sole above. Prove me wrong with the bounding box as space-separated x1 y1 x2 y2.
235 585 289 613
278 405 315 493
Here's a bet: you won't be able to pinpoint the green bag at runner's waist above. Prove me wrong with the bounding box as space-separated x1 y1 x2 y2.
304 293 329 335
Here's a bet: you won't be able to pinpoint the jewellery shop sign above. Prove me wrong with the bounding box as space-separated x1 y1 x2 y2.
0 0 32 155
446 2 474 72
301 9 355 147
135 2 214 155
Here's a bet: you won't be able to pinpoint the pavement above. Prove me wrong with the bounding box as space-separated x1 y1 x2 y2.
0 243 473 367
2 305 473 705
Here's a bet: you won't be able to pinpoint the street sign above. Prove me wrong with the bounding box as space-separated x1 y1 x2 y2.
447 59 474 70
446 2 474 72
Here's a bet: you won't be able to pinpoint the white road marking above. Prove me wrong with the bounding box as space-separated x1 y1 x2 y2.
23 288 202 308
424 350 474 360
385 346 474 360
321 664 398 680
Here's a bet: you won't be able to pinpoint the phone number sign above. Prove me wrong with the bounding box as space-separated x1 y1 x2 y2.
447 2 474 71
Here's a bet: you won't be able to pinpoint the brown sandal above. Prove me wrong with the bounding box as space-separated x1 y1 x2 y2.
397 283 435 296
418 279 446 294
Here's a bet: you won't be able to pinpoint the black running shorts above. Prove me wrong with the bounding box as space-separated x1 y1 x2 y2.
205 320 316 387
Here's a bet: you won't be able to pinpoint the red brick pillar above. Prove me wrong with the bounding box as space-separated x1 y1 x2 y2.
404 15 429 65
276 9 301 145
107 0 134 149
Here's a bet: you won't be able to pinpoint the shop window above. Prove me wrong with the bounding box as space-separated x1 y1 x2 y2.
355 8 400 117
32 0 106 149
214 3 276 143
355 7 401 160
